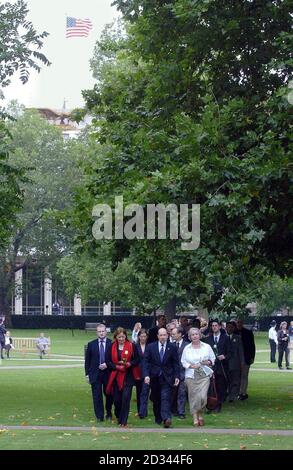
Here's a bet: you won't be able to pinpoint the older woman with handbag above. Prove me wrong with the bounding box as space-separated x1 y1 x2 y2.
181 327 215 426
106 327 141 426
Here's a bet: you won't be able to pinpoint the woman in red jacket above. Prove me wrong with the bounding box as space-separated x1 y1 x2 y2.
106 327 140 426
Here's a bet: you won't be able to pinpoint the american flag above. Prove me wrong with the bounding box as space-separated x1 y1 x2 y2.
66 16 93 38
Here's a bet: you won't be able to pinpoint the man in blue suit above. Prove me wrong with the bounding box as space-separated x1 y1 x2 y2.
85 323 113 422
143 328 180 428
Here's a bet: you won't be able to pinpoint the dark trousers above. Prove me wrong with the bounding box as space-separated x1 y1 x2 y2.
269 339 277 362
214 373 228 405
171 380 186 415
136 379 149 417
5 345 12 358
150 376 172 423
113 382 133 425
0 341 4 359
91 372 113 420
278 347 290 368
228 369 241 401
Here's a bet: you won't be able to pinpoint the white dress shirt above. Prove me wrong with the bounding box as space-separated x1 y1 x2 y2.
268 327 278 344
181 342 216 379
158 341 167 354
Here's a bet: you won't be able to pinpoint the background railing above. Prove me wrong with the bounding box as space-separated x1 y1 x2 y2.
11 305 134 315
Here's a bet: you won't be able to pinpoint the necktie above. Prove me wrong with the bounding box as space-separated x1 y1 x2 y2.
99 340 105 364
176 342 180 349
160 344 164 362
215 336 218 344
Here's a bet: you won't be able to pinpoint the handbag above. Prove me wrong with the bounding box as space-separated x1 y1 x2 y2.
206 374 218 410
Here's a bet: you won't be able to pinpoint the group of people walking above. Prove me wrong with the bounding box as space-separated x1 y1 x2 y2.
85 315 257 428
268 320 293 369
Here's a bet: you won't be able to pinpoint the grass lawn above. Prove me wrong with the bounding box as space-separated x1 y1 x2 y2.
0 429 292 450
0 329 292 450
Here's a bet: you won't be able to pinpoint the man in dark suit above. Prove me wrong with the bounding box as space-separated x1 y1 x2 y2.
147 315 167 344
226 321 244 402
204 319 231 412
143 328 180 428
85 323 113 421
235 319 256 400
170 326 188 418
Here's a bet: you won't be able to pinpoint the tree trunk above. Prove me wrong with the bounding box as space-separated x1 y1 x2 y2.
164 296 177 321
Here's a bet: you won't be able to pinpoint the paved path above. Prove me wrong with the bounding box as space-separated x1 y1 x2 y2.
0 364 83 370
0 425 292 436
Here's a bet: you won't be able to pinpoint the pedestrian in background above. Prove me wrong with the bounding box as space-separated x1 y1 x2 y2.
268 320 278 363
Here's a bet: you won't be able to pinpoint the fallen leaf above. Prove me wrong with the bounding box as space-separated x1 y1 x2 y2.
121 436 130 440
219 448 229 450
240 445 247 450
21 422 28 426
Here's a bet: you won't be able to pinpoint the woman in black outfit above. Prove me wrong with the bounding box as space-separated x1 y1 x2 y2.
135 329 149 418
106 327 140 426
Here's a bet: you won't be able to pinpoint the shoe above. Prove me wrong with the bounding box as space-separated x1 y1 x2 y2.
278 367 283 370
178 414 185 419
139 415 145 419
228 399 234 403
163 418 172 428
286 367 292 370
119 424 128 427
155 420 162 425
40 355 42 359
239 394 248 401
98 417 104 422
197 418 204 426
206 409 212 414
105 415 112 421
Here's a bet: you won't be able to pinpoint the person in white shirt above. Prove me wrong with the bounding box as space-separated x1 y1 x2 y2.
268 320 278 363
131 322 142 344
181 327 215 427
36 333 50 359
4 331 13 358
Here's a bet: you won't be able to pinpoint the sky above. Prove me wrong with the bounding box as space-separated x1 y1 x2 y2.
2 0 119 109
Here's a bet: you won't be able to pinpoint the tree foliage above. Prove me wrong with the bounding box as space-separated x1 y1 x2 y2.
0 0 50 92
0 107 82 315
70 0 292 316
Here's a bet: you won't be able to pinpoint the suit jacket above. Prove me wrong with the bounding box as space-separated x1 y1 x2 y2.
203 333 231 376
137 343 147 361
277 330 290 350
0 325 6 343
227 334 244 370
142 341 180 386
85 337 112 384
177 341 189 381
236 327 256 365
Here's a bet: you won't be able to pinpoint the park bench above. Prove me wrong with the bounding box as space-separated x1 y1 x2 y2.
85 323 111 333
12 337 51 357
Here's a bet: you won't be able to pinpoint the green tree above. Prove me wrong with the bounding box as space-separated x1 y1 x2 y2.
71 1 292 318
0 0 50 95
0 0 50 256
0 107 82 316
256 276 293 317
